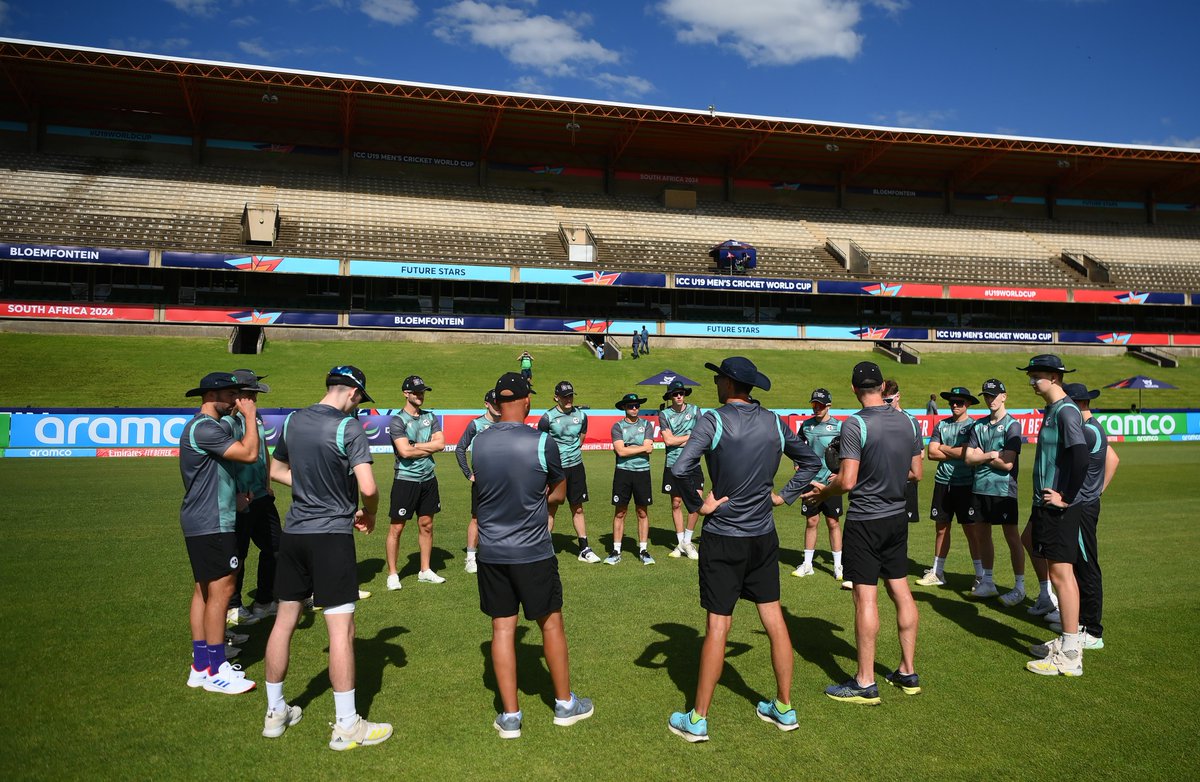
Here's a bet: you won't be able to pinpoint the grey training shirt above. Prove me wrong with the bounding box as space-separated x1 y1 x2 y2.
455 414 495 479
273 404 373 534
179 413 239 537
471 422 565 564
1076 417 1109 506
839 404 923 521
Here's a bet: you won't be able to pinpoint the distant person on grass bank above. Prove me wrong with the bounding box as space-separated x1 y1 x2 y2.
518 351 533 381
926 395 938 415
641 325 651 355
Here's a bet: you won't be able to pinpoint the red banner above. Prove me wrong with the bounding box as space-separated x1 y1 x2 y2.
0 300 155 321
948 285 1069 302
1173 334 1200 346
97 448 179 458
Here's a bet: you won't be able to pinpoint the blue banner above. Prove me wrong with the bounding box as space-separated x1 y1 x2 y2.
2 242 150 266
935 328 1053 343
45 125 191 146
9 412 193 448
162 252 339 275
206 139 339 156
674 274 813 293
815 280 943 298
513 318 646 333
0 120 28 132
847 186 941 199
806 325 930 340
348 313 505 330
519 268 667 288
349 260 511 282
1056 198 1144 210
664 322 798 338
352 150 476 168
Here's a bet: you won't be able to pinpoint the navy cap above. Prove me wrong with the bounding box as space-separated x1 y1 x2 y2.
852 361 884 389
810 388 832 406
662 380 693 400
981 378 1006 396
402 375 432 393
705 356 772 391
555 380 576 397
1064 382 1101 402
616 393 648 409
495 372 535 401
232 369 270 393
1018 354 1075 374
326 365 374 403
186 372 247 398
940 386 980 405
484 389 497 405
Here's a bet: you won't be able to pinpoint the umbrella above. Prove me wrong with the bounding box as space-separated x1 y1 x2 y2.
637 369 701 386
1103 374 1177 409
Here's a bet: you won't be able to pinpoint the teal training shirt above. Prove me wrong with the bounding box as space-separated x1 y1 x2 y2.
659 403 700 468
967 413 1022 498
611 417 652 472
537 407 588 468
799 414 841 483
930 417 978 486
1032 397 1086 507
221 412 269 498
388 408 441 482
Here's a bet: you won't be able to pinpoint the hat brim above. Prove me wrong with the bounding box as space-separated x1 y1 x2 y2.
705 362 771 391
1069 390 1101 401
940 391 980 405
662 387 692 400
185 382 246 397
617 397 649 409
1019 365 1076 373
405 385 432 393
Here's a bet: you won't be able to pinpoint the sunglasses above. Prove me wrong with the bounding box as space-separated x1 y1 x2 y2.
949 399 968 407
882 396 896 404
670 391 687 397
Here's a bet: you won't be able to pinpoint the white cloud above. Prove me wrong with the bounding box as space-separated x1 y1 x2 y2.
361 0 418 25
238 38 276 60
165 0 220 16
1162 135 1200 149
433 1 620 76
108 37 191 54
589 72 655 99
880 108 958 129
657 0 899 65
230 15 258 27
512 75 546 93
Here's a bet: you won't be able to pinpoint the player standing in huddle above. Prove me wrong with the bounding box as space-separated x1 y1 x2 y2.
456 389 500 574
539 381 600 563
794 388 843 583
606 393 655 565
916 387 981 588
660 380 703 560
883 380 923 525
386 374 445 589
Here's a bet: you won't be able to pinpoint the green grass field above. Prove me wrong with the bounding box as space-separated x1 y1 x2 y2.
1 332 1198 780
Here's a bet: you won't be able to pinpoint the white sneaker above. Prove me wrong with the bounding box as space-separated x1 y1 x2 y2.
465 558 478 574
225 644 241 659
1026 647 1082 677
1044 609 1061 624
386 574 402 591
226 630 249 645
1028 593 1058 616
578 547 602 564
834 564 844 581
791 562 814 578
202 661 256 695
683 542 699 560
669 544 685 558
999 587 1026 607
841 580 853 590
187 666 208 688
971 581 999 599
418 569 446 584
226 606 260 626
915 568 944 586
1082 630 1105 650
251 601 277 619
263 704 303 738
329 715 393 751
358 589 372 600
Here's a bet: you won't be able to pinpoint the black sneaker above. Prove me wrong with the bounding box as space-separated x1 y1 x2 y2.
824 678 881 705
884 669 921 695
637 549 656 565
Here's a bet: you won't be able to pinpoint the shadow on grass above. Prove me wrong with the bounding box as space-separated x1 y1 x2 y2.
779 606 872 684
357 557 385 586
633 621 758 708
292 624 409 716
398 546 454 578
912 590 1041 655
479 625 558 713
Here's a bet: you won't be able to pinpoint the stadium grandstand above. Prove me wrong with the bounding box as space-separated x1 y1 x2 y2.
1 38 1198 353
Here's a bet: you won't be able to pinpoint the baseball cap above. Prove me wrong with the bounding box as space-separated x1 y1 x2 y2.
940 386 980 405
1018 354 1076 374
554 380 576 397
483 389 497 405
810 388 832 406
185 372 247 398
494 372 536 401
616 393 648 409
402 375 432 393
851 361 884 389
232 369 271 393
705 356 772 391
326 365 374 403
981 378 1006 396
662 380 693 400
1063 382 1101 402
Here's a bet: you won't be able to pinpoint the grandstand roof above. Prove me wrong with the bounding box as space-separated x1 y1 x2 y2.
2 37 1198 200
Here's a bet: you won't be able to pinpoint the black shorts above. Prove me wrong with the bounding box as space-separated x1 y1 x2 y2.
389 477 441 521
470 482 479 517
905 481 920 523
185 532 240 583
612 469 653 507
1030 504 1082 564
478 556 563 621
971 494 1019 525
563 463 589 506
930 483 974 524
843 512 909 584
698 530 781 616
275 532 359 607
801 494 843 519
662 464 703 498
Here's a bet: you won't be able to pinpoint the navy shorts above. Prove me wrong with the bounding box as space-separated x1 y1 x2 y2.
478 556 563 621
930 482 974 524
971 494 1019 525
185 532 240 583
389 477 441 521
612 469 653 507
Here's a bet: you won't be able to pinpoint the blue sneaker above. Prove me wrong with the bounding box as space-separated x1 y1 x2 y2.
755 700 799 731
824 679 881 705
493 712 522 739
668 709 709 743
553 693 595 726
884 669 921 695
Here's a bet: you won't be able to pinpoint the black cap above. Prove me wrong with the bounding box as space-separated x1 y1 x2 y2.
940 386 980 405
402 375 432 393
616 393 648 410
662 380 693 400
186 372 247 398
232 369 270 393
483 389 497 405
705 356 772 391
1018 354 1076 374
810 388 832 406
1063 382 1101 402
852 361 884 389
981 378 1006 396
495 372 536 401
554 380 576 397
326 365 374 403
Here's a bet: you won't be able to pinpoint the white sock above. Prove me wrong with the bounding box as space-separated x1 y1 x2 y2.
1039 579 1053 597
266 681 286 712
639 540 648 552
972 559 984 579
676 531 685 545
466 549 476 561
683 529 694 545
833 550 843 569
613 541 622 554
803 549 815 567
1014 574 1026 590
1061 631 1082 654
502 710 522 721
555 694 575 710
333 689 357 728
933 556 946 575
983 568 994 584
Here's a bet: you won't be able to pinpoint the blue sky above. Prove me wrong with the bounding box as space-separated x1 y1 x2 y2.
2 0 1197 148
